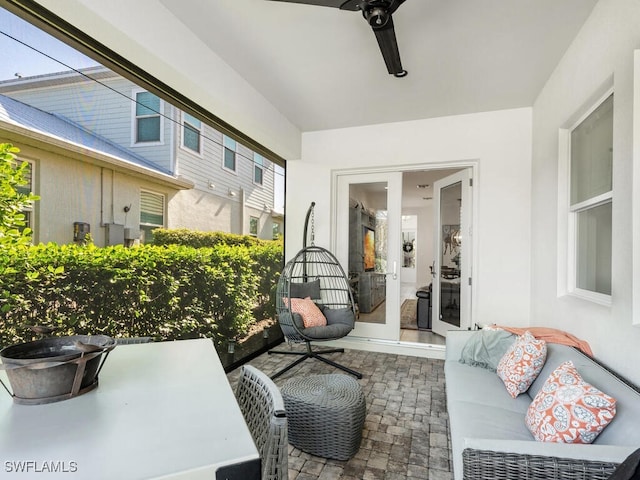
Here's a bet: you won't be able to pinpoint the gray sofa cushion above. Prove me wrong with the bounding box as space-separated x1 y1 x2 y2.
445 330 640 480
445 360 532 414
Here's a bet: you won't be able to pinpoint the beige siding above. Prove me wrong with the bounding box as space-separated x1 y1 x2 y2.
3 138 178 247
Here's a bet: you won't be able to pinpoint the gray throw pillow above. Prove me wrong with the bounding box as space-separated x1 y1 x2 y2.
459 329 516 372
323 307 355 328
289 279 321 299
278 311 305 330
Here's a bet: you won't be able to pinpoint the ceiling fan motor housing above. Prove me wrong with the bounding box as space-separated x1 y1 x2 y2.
359 1 391 28
366 7 389 27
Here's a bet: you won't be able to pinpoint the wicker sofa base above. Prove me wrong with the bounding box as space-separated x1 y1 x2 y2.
463 448 619 480
281 374 366 461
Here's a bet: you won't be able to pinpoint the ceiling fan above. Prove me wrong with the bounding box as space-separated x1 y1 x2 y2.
268 0 408 77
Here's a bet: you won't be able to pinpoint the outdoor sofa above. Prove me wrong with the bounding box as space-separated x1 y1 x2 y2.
445 329 640 480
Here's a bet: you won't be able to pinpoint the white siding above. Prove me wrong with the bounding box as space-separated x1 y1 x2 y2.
4 76 173 172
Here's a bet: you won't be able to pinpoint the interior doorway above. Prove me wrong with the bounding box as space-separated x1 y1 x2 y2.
398 168 468 346
334 164 474 348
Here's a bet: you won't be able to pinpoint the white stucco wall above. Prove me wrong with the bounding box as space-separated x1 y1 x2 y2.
531 0 640 385
289 108 533 328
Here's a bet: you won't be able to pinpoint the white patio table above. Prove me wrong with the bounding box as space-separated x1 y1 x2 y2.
0 338 260 479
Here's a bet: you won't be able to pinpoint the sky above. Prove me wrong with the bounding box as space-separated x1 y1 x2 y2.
0 9 99 81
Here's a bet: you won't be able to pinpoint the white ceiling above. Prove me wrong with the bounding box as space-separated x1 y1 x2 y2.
159 0 598 133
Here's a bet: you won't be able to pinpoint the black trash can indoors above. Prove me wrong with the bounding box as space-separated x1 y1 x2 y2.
416 285 432 330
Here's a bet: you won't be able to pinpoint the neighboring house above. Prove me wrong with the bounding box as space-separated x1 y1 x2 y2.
0 93 193 247
0 66 282 242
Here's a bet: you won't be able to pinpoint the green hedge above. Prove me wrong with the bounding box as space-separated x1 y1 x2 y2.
0 237 283 349
153 229 283 320
153 228 267 248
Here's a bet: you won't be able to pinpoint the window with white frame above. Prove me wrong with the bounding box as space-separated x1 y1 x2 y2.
568 93 613 299
140 190 165 243
133 90 162 143
15 160 35 234
182 111 202 153
253 153 264 185
249 216 259 237
223 135 237 172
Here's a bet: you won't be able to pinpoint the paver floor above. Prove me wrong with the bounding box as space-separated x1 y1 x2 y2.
226 343 453 480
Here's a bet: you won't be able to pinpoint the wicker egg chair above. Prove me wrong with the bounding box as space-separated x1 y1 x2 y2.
268 203 361 380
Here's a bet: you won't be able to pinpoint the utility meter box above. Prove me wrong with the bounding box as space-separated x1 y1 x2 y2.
105 224 125 246
73 222 90 243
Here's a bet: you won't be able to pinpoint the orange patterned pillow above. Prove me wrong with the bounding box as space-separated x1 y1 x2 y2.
525 361 616 443
288 297 327 328
496 330 547 398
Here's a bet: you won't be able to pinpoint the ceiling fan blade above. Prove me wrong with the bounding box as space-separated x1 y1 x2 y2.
385 0 406 15
266 0 359 9
371 15 406 76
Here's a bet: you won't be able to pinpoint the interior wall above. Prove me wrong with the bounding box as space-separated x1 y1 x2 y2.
403 206 433 287
401 212 418 284
531 0 640 385
289 107 533 328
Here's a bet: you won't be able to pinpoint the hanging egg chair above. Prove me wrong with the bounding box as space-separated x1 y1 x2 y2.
269 202 361 380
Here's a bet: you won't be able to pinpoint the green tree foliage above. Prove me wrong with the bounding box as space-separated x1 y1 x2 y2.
0 143 39 248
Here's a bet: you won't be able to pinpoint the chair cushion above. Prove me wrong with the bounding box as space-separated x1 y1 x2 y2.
497 331 547 398
525 360 617 444
302 323 353 339
289 279 321 300
287 297 327 328
323 307 355 328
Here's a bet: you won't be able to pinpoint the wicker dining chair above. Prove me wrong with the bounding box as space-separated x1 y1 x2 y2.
235 365 288 480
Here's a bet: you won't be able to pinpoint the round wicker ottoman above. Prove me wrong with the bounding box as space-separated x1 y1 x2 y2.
281 374 366 461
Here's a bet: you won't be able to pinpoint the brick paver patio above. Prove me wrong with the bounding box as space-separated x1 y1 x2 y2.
226 344 453 480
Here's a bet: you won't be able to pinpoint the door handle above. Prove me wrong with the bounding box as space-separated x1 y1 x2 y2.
386 261 397 280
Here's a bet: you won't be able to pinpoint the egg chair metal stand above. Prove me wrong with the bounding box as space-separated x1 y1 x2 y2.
268 203 361 380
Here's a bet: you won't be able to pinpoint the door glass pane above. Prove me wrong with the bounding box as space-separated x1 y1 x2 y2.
440 181 462 327
576 202 612 294
348 183 388 325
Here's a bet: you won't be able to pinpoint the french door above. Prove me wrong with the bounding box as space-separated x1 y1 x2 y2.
334 171 402 341
431 169 472 337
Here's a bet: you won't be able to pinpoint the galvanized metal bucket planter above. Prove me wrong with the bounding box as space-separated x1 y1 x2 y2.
0 335 116 405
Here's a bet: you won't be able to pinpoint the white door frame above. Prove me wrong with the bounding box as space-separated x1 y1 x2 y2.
334 170 403 340
331 161 479 344
431 168 473 337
